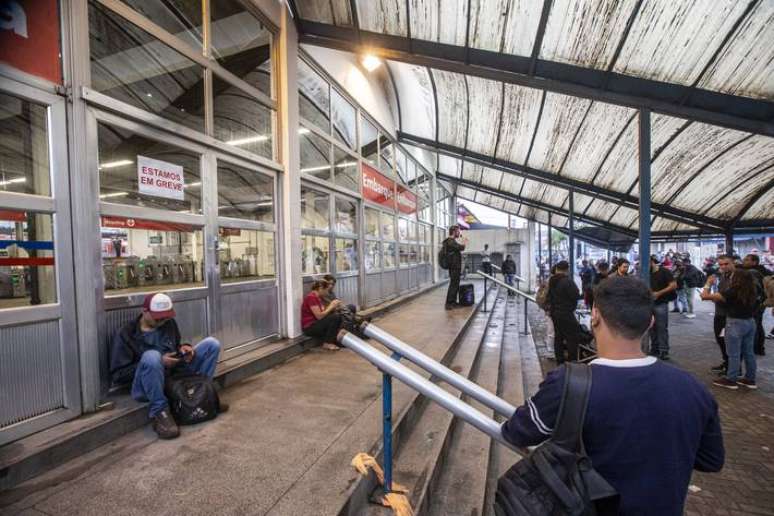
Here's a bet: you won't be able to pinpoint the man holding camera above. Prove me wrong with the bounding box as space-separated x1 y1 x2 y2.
110 292 223 439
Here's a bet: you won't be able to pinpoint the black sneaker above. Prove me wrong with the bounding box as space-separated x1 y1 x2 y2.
737 378 758 390
712 378 738 390
710 364 727 374
152 409 180 439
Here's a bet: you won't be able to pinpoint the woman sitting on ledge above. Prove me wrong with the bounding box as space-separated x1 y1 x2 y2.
301 279 343 350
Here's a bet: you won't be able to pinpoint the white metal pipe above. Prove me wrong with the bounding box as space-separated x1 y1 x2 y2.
362 323 517 418
476 271 537 303
489 263 526 283
339 332 523 454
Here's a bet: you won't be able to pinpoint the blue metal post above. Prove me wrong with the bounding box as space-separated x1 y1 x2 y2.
568 189 575 278
523 299 529 336
639 109 652 285
537 223 543 281
548 214 553 268
382 372 393 494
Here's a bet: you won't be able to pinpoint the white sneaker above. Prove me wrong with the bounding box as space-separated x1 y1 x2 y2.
685 313 696 319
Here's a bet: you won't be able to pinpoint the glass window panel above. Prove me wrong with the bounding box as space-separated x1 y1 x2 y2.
360 115 378 168
335 197 357 234
331 89 356 150
422 246 430 263
418 197 431 222
217 161 273 222
120 0 203 48
0 92 51 196
298 59 330 133
333 146 359 193
98 123 202 213
410 244 419 264
89 1 204 132
383 242 396 269
301 234 329 274
213 76 273 160
398 218 408 242
0 211 56 308
210 0 272 98
365 240 380 272
399 244 410 267
300 187 329 230
335 238 358 272
395 149 407 183
218 228 274 282
100 216 204 296
380 136 394 177
365 208 379 238
299 130 331 180
381 212 395 240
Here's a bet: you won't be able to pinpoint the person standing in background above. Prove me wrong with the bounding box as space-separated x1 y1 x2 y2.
502 254 517 297
649 256 677 361
742 254 769 356
672 260 687 314
547 261 583 364
481 243 492 276
682 258 703 319
443 225 467 310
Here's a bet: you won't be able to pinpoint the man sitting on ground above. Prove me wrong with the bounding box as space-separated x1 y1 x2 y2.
502 276 724 514
110 293 223 439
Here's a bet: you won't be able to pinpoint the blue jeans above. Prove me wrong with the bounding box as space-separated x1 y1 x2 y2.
675 288 687 312
725 317 756 382
131 337 222 417
505 274 515 294
650 303 669 355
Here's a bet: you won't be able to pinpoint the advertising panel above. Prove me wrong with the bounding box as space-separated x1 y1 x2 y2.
0 0 62 84
396 185 417 215
362 163 395 210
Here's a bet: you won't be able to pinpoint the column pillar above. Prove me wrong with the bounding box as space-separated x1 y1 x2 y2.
568 189 575 278
639 109 652 285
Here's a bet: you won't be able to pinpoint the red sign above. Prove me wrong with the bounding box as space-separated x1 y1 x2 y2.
396 186 417 215
0 1 62 84
362 163 395 210
219 227 241 237
100 216 196 233
0 210 27 222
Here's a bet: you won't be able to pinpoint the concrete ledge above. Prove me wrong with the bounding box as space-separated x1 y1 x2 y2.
0 281 447 493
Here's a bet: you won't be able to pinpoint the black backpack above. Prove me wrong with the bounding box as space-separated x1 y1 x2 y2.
438 239 450 270
495 363 619 516
165 373 221 425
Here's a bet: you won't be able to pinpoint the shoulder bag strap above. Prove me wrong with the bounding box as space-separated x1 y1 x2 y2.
550 363 592 452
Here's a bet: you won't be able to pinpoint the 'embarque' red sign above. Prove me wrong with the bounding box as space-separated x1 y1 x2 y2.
362 163 395 210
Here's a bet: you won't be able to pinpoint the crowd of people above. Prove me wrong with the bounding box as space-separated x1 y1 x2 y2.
543 250 774 391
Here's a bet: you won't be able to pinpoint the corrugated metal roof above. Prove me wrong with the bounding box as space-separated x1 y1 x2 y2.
296 0 774 235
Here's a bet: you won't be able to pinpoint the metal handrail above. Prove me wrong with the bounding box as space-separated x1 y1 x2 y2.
489 264 526 285
339 332 522 454
476 270 536 302
361 323 517 418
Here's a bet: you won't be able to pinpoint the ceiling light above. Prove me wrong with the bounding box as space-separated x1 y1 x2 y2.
100 192 129 199
361 54 381 72
99 159 133 170
185 181 201 188
226 135 269 146
335 162 358 168
298 128 310 135
300 165 331 173
0 177 27 187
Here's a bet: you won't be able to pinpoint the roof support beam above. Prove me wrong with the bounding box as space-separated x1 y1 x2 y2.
298 24 774 137
730 177 774 228
529 0 554 76
401 131 727 232
439 173 639 238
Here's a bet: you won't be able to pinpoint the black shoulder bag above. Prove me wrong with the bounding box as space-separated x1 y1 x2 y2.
495 363 620 515
165 373 221 425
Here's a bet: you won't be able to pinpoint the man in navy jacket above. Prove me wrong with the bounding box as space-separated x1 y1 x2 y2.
502 276 724 515
110 293 222 439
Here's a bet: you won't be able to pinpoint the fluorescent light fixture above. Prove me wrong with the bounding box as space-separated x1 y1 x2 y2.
361 54 381 72
99 159 133 170
99 191 129 199
0 177 26 187
335 162 358 168
185 181 201 188
300 165 331 173
298 128 310 135
226 135 269 146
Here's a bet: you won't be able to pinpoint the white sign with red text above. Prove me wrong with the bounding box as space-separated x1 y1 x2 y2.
137 155 185 201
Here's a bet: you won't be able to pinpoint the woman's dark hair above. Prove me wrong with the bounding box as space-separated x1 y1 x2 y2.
311 280 330 291
729 269 756 307
593 276 654 340
322 274 336 284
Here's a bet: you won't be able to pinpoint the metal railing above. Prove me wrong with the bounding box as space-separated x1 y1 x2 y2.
338 324 524 495
489 264 526 291
476 270 537 336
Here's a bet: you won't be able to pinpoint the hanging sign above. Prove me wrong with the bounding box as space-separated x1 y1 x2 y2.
0 210 27 222
137 155 185 200
101 216 195 233
396 185 417 215
362 163 395 210
0 0 62 84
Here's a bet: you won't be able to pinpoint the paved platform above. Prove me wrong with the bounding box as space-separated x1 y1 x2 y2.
0 282 484 515
529 300 774 516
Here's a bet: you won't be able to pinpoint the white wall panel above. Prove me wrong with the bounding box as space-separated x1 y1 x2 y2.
496 85 543 165
527 93 591 173
438 154 462 178
466 77 503 156
410 0 468 46
387 60 435 139
434 69 469 148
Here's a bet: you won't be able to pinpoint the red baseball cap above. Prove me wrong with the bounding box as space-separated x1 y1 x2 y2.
142 293 176 320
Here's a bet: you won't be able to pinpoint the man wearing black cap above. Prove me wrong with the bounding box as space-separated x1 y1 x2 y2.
109 292 223 439
443 225 468 310
547 260 583 363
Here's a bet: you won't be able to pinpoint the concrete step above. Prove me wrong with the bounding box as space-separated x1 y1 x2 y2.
359 287 502 516
425 289 508 516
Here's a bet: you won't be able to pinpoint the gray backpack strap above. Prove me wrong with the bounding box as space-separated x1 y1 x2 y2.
551 363 592 452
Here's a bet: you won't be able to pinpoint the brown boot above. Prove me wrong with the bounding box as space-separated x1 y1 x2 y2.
152 409 180 439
